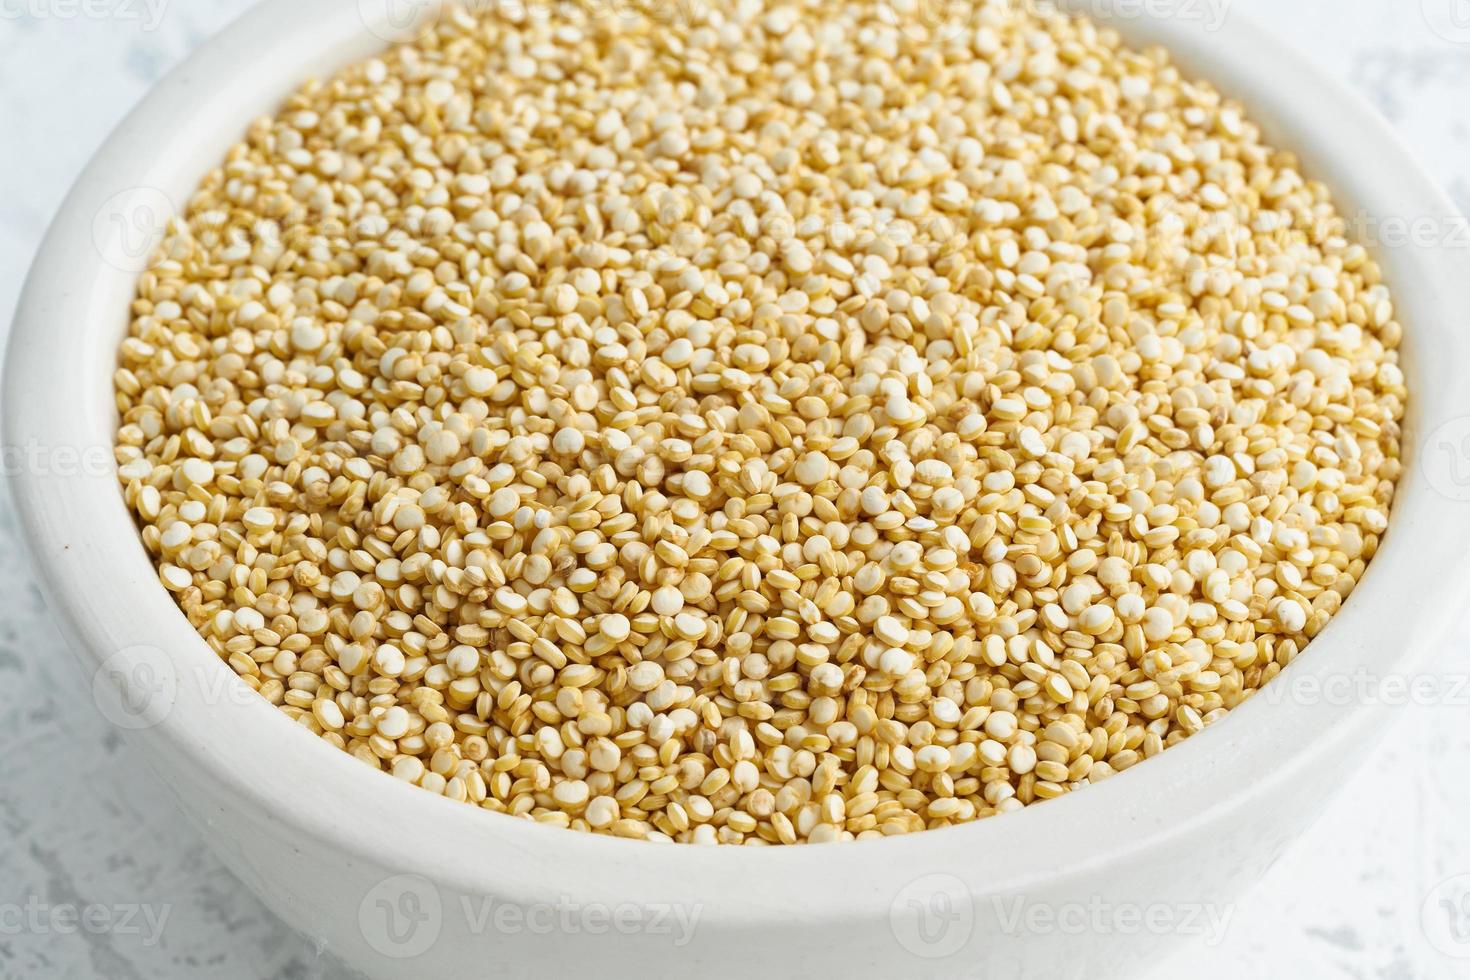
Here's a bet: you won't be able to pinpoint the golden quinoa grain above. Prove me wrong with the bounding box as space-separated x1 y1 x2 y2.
114 0 1405 845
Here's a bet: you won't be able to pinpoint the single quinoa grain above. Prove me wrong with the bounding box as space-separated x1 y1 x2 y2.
114 0 1405 844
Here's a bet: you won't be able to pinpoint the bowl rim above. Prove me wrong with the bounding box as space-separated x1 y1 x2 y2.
7 0 1470 928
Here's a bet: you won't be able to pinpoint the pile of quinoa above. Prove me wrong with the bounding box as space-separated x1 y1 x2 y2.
114 0 1405 843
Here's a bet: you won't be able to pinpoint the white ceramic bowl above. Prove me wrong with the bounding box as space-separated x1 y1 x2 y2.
8 1 1470 976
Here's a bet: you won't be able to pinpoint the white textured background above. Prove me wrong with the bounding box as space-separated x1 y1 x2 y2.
2 1 1470 977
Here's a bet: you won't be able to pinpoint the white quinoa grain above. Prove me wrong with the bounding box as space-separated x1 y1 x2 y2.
115 0 1405 845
